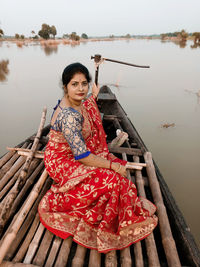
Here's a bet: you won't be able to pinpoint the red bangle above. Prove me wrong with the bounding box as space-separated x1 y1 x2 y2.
109 160 112 169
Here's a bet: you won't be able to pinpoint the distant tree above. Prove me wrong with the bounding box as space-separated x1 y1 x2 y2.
109 34 114 38
177 29 188 42
33 35 39 39
125 34 131 38
20 35 25 39
192 32 200 44
161 33 167 40
50 25 57 38
0 28 4 37
31 30 35 35
81 33 88 39
15 33 20 39
38 24 50 39
69 32 80 41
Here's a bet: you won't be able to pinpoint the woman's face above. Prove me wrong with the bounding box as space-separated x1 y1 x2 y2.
66 72 89 102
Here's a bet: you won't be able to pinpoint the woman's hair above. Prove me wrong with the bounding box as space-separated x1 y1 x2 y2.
62 63 92 87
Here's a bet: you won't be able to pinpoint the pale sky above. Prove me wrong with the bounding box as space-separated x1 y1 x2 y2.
0 0 200 37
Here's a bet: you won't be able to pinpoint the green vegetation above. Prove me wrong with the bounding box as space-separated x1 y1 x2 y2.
15 34 25 39
81 33 88 39
69 32 80 41
0 29 4 37
38 24 57 39
192 32 200 44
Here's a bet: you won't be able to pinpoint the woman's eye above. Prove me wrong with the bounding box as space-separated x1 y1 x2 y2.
72 83 78 87
82 82 88 86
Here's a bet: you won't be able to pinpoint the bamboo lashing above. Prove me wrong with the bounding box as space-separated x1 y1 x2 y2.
0 169 48 264
144 152 181 267
0 107 47 235
134 156 160 267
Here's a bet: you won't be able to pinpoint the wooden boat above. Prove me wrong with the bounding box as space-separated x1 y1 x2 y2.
0 86 199 267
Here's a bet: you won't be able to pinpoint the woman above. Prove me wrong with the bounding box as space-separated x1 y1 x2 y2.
38 63 157 253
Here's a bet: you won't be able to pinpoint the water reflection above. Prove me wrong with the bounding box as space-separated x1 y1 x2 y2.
42 45 58 56
190 43 200 49
0 59 9 82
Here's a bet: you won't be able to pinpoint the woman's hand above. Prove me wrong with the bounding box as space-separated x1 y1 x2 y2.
92 83 100 99
111 162 127 177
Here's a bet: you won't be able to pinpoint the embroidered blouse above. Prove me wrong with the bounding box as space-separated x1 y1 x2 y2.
51 100 91 160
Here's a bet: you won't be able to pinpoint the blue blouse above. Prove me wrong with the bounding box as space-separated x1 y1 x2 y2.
51 100 91 160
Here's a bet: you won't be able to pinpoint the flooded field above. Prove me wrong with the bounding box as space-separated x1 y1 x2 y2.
0 39 200 247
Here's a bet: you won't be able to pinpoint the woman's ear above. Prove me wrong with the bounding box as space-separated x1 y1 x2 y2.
63 85 68 94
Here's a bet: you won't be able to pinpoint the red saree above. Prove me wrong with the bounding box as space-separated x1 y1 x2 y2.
38 96 158 253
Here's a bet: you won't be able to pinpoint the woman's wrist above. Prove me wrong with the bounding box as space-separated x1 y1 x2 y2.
111 162 121 172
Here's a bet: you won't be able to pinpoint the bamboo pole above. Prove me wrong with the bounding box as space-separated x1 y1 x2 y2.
0 156 26 192
72 245 87 267
0 142 29 180
13 214 40 262
133 243 144 267
17 151 44 159
54 237 73 266
0 157 41 201
144 152 181 267
109 131 129 148
44 236 62 267
0 169 48 264
88 249 101 267
0 151 16 169
0 142 31 190
0 165 22 201
32 229 54 266
120 248 132 267
23 223 45 264
105 250 117 267
7 147 44 159
134 155 160 267
10 161 45 216
0 261 39 267
6 177 51 261
0 107 47 234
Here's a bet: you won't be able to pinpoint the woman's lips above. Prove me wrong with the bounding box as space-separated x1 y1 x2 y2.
77 93 85 96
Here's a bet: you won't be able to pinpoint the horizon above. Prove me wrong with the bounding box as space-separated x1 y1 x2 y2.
0 0 200 37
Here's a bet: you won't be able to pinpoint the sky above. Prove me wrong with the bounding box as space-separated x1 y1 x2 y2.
0 0 200 37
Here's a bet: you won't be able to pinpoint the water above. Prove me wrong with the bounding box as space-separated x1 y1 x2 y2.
0 39 200 247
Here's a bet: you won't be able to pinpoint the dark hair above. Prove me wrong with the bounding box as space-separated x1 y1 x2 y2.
62 62 91 87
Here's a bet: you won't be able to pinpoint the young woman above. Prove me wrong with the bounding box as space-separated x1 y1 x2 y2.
38 63 157 253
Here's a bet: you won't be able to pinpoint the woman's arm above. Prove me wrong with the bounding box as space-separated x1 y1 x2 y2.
78 153 127 177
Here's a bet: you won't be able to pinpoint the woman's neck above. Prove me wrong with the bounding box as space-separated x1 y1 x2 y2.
64 95 82 110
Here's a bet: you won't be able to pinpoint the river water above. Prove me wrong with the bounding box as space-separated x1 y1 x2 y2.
0 39 200 247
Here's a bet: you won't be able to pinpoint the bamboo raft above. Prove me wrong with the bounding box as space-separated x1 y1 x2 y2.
0 86 199 267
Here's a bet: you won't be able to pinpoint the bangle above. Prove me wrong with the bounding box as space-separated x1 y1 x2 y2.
109 160 112 169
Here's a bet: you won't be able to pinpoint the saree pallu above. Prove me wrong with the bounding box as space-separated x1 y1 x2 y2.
38 96 158 253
